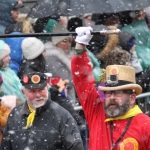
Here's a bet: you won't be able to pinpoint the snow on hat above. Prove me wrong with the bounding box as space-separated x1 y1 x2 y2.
21 37 44 60
52 24 72 46
0 40 10 60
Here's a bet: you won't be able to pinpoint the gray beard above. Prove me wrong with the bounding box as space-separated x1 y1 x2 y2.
104 98 130 118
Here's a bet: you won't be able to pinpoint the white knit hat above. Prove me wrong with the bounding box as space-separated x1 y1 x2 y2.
21 37 44 60
52 24 72 46
0 40 10 60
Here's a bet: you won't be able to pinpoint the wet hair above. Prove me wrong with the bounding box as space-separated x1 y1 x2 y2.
106 46 130 66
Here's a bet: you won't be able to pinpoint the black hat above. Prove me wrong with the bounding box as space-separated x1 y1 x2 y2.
13 1 24 9
21 72 47 89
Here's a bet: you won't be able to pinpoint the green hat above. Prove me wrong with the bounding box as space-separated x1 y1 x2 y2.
40 19 57 41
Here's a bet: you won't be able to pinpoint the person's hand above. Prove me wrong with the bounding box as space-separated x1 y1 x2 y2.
75 27 93 45
57 79 69 93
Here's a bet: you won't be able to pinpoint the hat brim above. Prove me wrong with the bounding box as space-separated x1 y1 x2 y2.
24 82 47 89
13 4 24 9
98 84 142 96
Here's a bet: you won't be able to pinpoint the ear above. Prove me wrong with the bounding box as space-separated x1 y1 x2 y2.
129 93 136 105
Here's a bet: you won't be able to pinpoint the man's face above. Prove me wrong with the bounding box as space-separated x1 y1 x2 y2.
11 9 20 22
104 90 132 118
23 86 48 109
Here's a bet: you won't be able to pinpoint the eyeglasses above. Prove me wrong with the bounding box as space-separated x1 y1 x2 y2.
104 90 132 97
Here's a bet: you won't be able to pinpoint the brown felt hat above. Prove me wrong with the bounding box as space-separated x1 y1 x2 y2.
98 65 142 95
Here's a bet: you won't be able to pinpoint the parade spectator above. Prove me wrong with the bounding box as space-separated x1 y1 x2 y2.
0 0 24 37
45 24 77 106
122 19 150 71
0 40 25 101
18 37 46 79
5 18 34 74
1 72 84 150
71 26 150 150
117 31 150 93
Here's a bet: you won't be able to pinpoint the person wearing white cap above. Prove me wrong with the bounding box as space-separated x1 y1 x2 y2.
45 24 77 106
18 37 46 79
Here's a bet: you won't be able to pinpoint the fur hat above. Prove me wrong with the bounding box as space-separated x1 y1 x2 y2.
21 37 44 60
87 25 119 62
106 47 130 66
0 40 10 60
98 65 142 95
52 24 72 46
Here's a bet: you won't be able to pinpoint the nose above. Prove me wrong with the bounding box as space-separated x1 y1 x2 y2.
7 55 11 60
109 92 115 99
34 91 41 98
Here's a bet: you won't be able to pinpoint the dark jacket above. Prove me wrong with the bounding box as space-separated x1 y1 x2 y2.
0 0 17 34
1 98 84 150
50 86 84 126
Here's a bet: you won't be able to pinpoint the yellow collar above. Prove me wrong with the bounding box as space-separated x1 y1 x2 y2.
105 105 142 122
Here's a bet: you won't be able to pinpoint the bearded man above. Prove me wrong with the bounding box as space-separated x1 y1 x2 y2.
1 72 83 150
71 26 150 150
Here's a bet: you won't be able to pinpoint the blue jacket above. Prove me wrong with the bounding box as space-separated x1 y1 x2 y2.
5 32 26 74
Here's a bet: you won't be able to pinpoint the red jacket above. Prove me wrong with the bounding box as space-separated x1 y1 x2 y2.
71 51 150 150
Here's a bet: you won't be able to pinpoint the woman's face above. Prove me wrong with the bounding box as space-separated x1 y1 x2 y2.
3 55 11 67
56 38 72 54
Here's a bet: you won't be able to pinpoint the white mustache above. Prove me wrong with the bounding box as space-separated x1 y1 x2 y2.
33 97 45 101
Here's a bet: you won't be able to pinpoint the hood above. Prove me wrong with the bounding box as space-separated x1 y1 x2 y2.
45 41 71 70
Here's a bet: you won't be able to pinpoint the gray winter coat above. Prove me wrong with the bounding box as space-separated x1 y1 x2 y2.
45 42 77 106
1 97 84 150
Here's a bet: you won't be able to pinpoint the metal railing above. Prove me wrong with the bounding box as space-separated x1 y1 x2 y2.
136 92 150 116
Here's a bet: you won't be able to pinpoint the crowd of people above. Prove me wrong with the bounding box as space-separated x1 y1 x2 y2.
0 0 150 150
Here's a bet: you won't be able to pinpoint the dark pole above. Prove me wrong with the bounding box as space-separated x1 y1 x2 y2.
0 32 100 38
0 30 120 38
